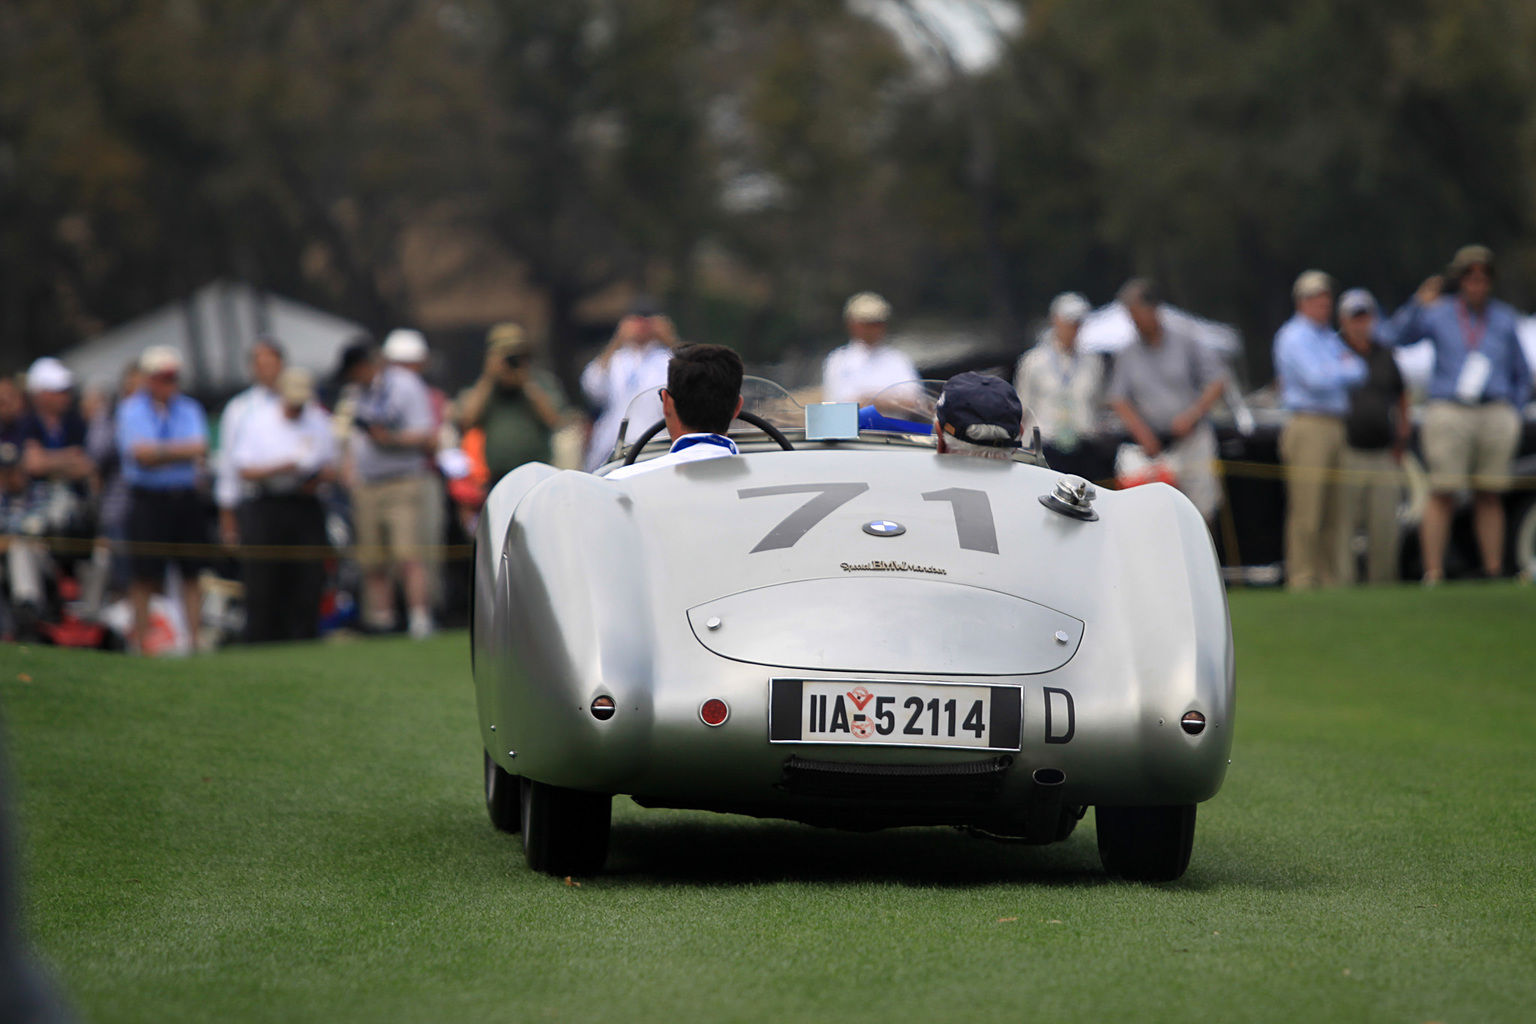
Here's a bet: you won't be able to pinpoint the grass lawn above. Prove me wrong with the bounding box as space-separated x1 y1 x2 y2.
2 584 1534 1023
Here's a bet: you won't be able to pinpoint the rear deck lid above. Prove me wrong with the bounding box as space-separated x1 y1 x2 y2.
686 576 1082 676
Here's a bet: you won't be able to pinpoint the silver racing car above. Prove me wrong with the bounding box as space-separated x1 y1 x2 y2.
472 379 1234 881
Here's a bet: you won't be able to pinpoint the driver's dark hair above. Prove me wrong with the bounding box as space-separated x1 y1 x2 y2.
666 344 743 434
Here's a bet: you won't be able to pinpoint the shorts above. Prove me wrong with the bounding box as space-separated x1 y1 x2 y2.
352 474 428 569
1421 400 1521 493
128 488 209 582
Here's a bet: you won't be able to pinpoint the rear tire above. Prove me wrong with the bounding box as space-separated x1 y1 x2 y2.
1095 804 1197 882
521 778 612 876
484 750 521 833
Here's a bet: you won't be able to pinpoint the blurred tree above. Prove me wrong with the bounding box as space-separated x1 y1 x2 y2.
891 0 1536 374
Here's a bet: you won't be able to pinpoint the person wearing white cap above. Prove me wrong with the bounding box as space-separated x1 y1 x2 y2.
821 292 918 407
337 340 437 638
381 328 447 616
1014 292 1106 480
229 367 337 641
4 358 94 632
1273 270 1368 589
116 344 210 653
214 337 284 549
1336 289 1408 584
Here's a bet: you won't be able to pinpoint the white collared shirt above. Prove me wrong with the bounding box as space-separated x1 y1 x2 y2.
821 341 918 405
605 433 739 479
216 384 280 507
581 342 673 472
230 401 337 494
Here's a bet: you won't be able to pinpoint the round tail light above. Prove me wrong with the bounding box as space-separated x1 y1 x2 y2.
1180 711 1206 735
699 699 729 727
590 696 616 721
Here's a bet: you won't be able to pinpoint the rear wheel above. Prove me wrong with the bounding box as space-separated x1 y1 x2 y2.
520 778 612 876
484 750 521 833
1095 804 1197 882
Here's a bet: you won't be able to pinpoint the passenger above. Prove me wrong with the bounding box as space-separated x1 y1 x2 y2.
606 344 744 480
933 372 1024 460
822 292 918 406
1377 244 1532 582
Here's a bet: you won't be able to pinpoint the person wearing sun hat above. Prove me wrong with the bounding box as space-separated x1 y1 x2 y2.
822 292 918 407
1378 244 1532 581
457 322 566 486
115 345 210 653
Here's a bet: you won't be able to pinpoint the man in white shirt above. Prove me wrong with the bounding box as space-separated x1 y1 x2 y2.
581 297 676 472
607 345 744 480
230 367 337 642
821 292 918 406
216 337 284 547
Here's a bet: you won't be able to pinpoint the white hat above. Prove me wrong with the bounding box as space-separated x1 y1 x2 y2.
382 329 429 364
26 357 74 393
1049 292 1091 324
1292 269 1333 301
139 345 184 376
1338 288 1378 319
843 292 892 324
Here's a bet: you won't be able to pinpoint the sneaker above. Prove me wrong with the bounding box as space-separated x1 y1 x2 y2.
408 609 434 640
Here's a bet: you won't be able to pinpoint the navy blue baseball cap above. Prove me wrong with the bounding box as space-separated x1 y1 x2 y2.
936 372 1023 447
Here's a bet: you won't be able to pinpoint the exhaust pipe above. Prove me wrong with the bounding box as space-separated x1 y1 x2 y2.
1023 767 1066 844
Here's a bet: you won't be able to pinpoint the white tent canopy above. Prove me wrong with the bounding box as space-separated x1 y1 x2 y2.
60 280 366 394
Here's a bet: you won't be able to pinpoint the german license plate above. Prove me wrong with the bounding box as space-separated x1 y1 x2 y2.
769 678 1022 751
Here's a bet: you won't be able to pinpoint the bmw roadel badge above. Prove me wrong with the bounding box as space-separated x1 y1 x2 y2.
862 520 906 537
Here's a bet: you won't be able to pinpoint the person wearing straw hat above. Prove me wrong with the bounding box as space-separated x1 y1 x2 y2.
115 345 210 653
1378 244 1532 581
457 323 566 486
822 292 917 407
1273 270 1368 590
229 367 337 642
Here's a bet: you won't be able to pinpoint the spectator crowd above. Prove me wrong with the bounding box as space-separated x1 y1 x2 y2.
1 242 1531 650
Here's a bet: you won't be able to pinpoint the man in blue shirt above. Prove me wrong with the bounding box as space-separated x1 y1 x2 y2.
1273 270 1368 589
116 345 210 653
1377 245 1532 581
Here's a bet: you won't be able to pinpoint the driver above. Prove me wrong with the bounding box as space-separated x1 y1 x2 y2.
934 372 1023 460
607 344 744 479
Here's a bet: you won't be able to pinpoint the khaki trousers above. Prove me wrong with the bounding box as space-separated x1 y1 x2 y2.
1280 413 1349 590
1339 447 1402 585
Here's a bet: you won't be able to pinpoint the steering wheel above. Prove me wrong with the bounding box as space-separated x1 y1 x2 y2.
621 411 795 466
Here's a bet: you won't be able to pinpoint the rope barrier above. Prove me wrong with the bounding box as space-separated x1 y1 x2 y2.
4 457 1529 561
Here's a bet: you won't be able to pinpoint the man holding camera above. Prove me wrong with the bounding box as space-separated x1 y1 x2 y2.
457 323 566 486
